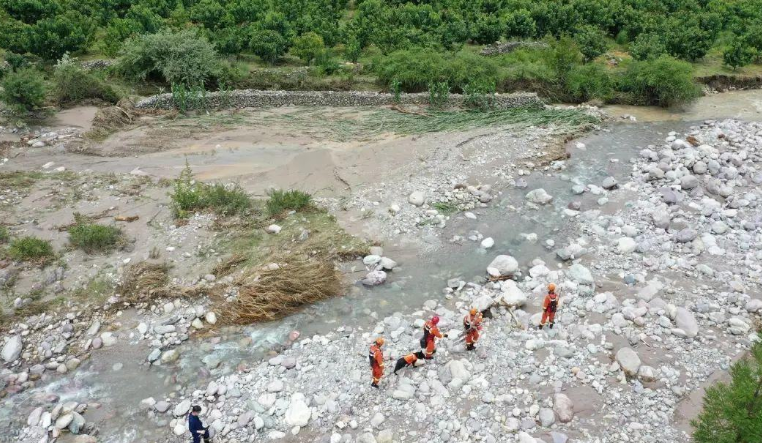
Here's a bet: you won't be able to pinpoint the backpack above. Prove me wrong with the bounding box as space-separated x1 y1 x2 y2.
548 295 558 312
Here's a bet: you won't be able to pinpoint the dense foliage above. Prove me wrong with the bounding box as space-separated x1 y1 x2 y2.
2 0 761 64
3 0 762 110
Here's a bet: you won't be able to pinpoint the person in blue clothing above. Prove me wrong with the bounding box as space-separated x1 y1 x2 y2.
188 405 211 443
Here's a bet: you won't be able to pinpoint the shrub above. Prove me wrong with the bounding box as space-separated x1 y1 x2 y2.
574 25 608 61
548 37 583 86
724 37 756 70
250 29 287 65
565 63 614 102
8 236 54 262
428 81 449 108
292 32 325 65
630 33 667 61
0 226 9 243
266 190 313 216
376 48 500 93
619 56 701 107
201 183 252 216
53 54 120 106
691 334 762 443
463 80 496 110
170 164 253 218
118 29 221 85
68 219 124 253
0 67 47 113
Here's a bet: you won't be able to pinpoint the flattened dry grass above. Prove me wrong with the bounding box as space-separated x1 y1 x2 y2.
220 256 341 324
118 262 171 302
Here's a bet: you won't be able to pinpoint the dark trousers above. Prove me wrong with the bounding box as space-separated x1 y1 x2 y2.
192 433 211 443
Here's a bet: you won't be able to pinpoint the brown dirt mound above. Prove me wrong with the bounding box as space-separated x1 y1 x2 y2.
219 257 342 324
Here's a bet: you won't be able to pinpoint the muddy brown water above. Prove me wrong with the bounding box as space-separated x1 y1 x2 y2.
3 90 762 441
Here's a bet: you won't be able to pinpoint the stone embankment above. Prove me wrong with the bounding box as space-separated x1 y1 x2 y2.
135 90 542 110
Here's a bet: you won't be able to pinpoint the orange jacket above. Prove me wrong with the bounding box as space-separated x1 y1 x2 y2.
464 313 483 331
369 345 384 368
543 292 559 312
423 321 443 343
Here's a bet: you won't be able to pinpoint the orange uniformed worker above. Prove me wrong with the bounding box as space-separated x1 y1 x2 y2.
463 308 484 351
393 351 425 375
369 337 385 388
421 316 447 359
539 283 559 330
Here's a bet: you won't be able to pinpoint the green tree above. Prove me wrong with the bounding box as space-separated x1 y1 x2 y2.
53 54 119 105
0 67 47 113
692 335 762 443
630 32 666 61
548 36 583 86
620 55 701 107
26 11 94 60
574 25 608 61
292 32 325 65
118 29 221 85
565 63 613 102
250 28 287 65
723 37 756 70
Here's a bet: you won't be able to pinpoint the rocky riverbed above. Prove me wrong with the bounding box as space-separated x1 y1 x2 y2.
2 104 762 443
124 119 761 443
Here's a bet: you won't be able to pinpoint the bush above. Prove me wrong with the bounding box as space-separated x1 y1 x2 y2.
619 56 701 107
463 80 496 110
68 219 124 253
574 26 608 61
691 334 762 443
266 190 313 216
292 32 325 65
8 236 54 262
565 63 614 102
548 37 583 86
53 54 120 106
724 37 756 70
428 81 449 108
630 33 667 61
0 67 47 113
118 29 221 86
376 48 500 93
0 226 9 243
250 29 288 65
170 164 252 218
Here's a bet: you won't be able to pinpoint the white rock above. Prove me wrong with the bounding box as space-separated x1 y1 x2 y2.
526 188 553 205
675 307 699 338
617 237 638 254
205 312 218 325
487 255 519 277
266 224 282 234
480 237 495 249
553 393 574 423
173 400 191 417
408 191 426 206
284 394 311 427
616 347 641 376
362 270 387 286
100 332 117 347
499 280 527 307
2 335 23 363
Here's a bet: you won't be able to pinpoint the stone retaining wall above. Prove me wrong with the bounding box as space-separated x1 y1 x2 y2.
135 89 542 110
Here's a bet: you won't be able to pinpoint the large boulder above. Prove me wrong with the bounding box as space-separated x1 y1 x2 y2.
362 271 387 286
675 307 699 338
568 264 594 286
499 280 527 307
616 347 641 376
526 188 553 205
617 237 638 254
487 255 519 277
553 393 574 423
2 335 23 363
285 393 311 427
